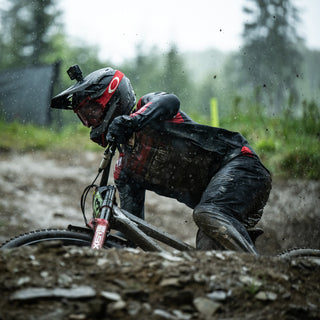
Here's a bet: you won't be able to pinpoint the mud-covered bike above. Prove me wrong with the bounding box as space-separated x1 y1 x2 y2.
1 143 320 260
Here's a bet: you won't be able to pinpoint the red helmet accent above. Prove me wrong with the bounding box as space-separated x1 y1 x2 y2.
96 70 124 106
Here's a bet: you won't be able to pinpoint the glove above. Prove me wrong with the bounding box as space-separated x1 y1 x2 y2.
106 115 135 144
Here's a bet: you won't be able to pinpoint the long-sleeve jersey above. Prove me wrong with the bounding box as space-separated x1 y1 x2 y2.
114 92 261 217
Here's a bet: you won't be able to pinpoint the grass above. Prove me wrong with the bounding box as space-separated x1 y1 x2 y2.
1 104 319 180
0 120 101 153
193 102 320 180
223 115 320 180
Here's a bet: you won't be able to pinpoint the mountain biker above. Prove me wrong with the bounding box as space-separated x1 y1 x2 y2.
51 65 272 254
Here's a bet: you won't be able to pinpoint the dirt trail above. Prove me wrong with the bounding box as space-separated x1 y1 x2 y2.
1 150 319 253
0 151 319 319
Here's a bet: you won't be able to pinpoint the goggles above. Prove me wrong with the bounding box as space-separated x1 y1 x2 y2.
73 70 124 128
73 97 104 127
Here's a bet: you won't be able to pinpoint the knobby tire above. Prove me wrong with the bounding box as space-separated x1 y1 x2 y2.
278 248 320 259
0 229 128 249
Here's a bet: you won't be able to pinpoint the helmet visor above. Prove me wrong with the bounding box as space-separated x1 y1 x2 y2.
74 98 105 128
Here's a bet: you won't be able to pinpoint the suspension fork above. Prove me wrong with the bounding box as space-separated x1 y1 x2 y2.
91 186 116 249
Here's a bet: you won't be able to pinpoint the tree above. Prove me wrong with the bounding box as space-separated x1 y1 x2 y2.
122 44 194 112
0 0 62 68
240 0 302 113
0 0 111 91
122 43 164 99
160 45 193 112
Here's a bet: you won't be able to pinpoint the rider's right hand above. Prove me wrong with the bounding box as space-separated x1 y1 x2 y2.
106 115 134 144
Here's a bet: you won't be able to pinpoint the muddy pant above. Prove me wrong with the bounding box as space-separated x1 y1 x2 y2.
193 155 271 254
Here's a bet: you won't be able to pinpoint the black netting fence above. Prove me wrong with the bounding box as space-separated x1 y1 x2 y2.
0 63 59 126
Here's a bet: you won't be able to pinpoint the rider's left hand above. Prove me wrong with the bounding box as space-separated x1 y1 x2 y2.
106 115 135 144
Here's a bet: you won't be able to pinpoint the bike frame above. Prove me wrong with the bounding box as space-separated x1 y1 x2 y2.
85 143 194 252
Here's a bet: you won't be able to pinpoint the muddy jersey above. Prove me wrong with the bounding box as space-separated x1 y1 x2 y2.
114 92 260 209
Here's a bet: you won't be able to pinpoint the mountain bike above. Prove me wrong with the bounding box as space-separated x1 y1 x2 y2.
1 143 320 260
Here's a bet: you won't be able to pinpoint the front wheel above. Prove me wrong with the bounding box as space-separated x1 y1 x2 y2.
0 229 128 249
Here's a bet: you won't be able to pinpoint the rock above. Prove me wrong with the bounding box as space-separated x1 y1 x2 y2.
101 290 122 301
97 257 109 267
40 271 49 278
158 252 183 262
311 257 320 266
255 291 278 301
159 277 181 287
153 309 176 319
58 274 73 286
107 300 126 312
214 252 226 260
193 272 207 283
193 297 221 317
207 290 230 301
239 275 262 288
172 309 192 320
10 286 96 300
16 276 31 286
127 301 142 316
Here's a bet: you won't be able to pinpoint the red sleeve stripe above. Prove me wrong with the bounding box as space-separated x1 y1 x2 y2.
130 102 152 117
136 97 143 110
241 146 254 157
168 112 184 123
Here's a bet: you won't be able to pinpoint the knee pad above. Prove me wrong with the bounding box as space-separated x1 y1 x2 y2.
196 229 225 250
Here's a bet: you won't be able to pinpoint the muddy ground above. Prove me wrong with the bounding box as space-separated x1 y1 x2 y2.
0 150 319 319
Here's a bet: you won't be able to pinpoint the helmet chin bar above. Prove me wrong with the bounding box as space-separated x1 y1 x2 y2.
89 98 119 147
90 119 109 147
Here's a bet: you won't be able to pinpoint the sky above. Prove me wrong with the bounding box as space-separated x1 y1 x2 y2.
61 0 320 64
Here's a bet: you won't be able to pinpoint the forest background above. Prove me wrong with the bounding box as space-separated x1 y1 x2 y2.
0 0 319 179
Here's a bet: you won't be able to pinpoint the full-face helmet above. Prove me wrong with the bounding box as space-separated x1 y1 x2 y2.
51 65 136 146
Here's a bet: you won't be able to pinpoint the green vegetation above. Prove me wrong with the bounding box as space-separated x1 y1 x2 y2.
0 120 101 153
1 98 319 180
222 102 320 180
187 99 320 180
